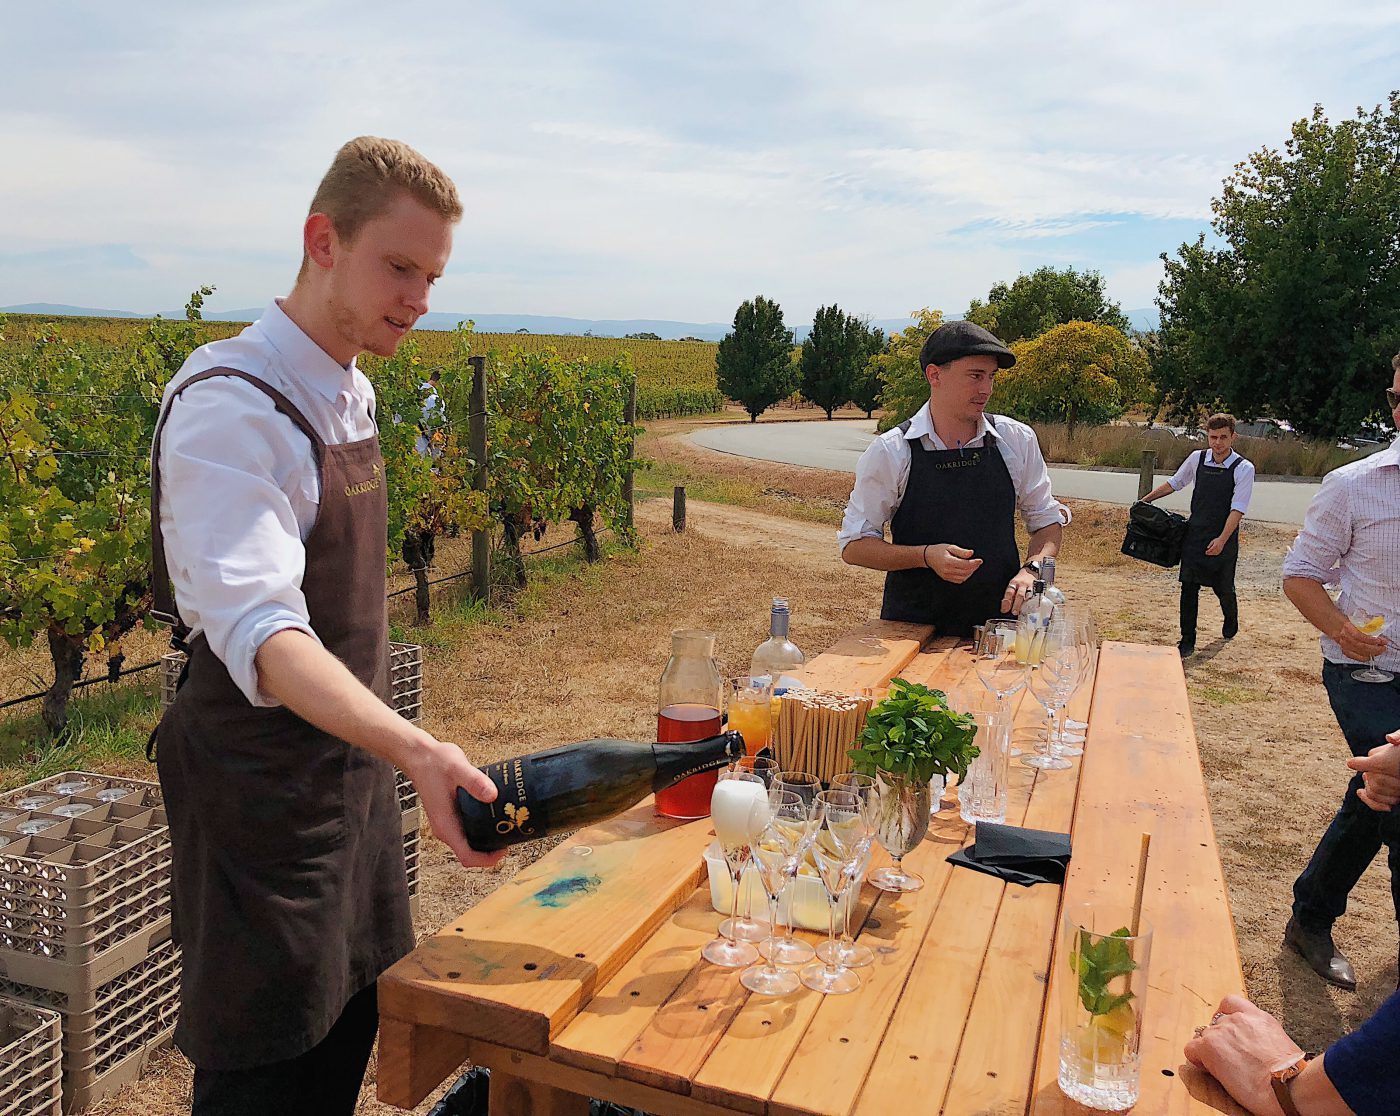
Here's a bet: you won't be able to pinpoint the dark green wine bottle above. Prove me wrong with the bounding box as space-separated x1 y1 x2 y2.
456 731 746 851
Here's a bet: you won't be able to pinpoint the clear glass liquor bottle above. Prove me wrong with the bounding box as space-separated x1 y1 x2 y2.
1042 557 1066 618
750 598 805 691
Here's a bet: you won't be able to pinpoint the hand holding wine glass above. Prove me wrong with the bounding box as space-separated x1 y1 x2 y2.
1345 609 1393 683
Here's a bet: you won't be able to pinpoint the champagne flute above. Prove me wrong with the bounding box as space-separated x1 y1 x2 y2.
1024 644 1073 771
800 790 863 995
721 755 777 941
1062 608 1097 733
742 790 824 995
818 773 877 968
703 771 767 967
1044 628 1085 757
760 773 824 966
1348 610 1394 683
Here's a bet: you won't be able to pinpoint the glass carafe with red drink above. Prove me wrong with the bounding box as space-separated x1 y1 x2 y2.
656 629 724 819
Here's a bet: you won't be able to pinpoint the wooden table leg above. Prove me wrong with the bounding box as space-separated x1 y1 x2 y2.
487 1065 591 1116
377 1016 474 1108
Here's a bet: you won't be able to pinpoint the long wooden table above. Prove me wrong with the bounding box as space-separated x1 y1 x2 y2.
378 620 1248 1115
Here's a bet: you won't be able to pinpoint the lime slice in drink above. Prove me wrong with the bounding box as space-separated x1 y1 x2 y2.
1076 1002 1137 1065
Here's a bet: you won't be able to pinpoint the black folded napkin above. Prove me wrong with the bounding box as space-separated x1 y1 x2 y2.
946 821 1072 887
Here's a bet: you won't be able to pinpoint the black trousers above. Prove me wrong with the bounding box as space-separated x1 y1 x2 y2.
191 983 379 1116
1179 581 1238 645
1293 663 1400 931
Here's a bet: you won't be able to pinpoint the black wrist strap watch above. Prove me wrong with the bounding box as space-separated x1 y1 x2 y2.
1270 1055 1308 1116
1021 559 1042 578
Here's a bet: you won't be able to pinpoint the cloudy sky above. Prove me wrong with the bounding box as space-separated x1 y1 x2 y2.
3 1 1398 326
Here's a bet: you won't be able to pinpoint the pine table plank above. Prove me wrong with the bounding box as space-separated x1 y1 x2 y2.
1029 642 1247 1115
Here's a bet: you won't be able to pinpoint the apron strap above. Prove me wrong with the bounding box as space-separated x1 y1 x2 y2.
148 368 326 762
150 368 325 639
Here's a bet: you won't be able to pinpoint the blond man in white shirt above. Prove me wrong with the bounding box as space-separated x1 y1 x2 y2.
151 137 500 1114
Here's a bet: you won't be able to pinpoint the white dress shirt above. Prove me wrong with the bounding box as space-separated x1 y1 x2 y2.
1281 440 1400 671
1167 449 1255 514
156 300 377 707
838 405 1072 553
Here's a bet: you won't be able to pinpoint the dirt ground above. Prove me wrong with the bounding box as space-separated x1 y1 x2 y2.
23 430 1396 1113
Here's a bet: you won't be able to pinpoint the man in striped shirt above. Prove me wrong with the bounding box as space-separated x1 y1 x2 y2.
1281 353 1400 989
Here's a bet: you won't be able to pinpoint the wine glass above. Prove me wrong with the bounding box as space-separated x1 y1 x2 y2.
742 790 824 995
758 773 824 966
801 790 863 995
720 756 778 942
1024 642 1073 771
818 773 877 968
1348 610 1394 683
1042 627 1085 758
868 772 931 892
703 771 767 967
974 634 1030 710
1061 608 1097 734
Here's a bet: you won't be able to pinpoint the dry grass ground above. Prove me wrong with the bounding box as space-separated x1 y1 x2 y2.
4 420 1391 1113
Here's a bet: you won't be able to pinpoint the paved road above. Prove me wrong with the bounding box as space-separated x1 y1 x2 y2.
688 420 1321 526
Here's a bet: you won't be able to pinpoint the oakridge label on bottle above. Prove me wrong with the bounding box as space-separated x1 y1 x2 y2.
457 732 746 851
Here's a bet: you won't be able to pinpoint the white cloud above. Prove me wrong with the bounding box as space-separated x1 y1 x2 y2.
2 0 1396 322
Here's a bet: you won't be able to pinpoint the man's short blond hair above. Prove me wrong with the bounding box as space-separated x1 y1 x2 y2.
302 137 461 270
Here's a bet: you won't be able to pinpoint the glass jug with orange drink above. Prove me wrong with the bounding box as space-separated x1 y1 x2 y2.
656 630 724 819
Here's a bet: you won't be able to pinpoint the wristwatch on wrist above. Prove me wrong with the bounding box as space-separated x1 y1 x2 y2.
1021 559 1042 578
1269 1054 1308 1116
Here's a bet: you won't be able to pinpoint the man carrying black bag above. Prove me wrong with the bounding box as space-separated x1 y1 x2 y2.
1140 414 1255 655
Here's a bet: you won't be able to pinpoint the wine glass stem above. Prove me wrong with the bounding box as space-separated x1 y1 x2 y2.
841 877 855 947
726 853 746 942
765 889 781 970
826 891 841 977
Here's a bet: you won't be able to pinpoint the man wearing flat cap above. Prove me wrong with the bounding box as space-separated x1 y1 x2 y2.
839 320 1071 636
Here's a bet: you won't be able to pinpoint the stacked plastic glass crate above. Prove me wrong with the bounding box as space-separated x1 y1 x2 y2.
0 773 177 1111
0 997 62 1116
162 641 425 919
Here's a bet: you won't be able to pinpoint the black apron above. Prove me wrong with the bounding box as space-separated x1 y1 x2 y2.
150 369 413 1071
880 418 1021 637
1180 450 1240 589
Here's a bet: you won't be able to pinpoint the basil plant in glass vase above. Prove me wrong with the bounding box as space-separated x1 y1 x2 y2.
848 678 979 893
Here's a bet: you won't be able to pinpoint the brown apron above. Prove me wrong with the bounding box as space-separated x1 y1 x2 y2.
150 368 412 1071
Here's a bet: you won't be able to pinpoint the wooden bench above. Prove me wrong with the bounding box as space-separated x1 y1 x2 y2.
377 625 1246 1115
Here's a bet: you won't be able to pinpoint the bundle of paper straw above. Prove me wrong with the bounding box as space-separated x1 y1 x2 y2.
773 688 873 785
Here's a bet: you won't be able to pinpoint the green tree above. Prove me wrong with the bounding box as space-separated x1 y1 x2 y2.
799 304 864 419
873 309 945 431
1156 94 1400 438
995 321 1150 439
849 324 886 418
965 266 1133 343
716 296 796 422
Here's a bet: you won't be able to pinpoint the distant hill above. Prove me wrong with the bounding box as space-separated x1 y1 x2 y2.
2 303 930 343
1 303 146 318
1126 308 1159 332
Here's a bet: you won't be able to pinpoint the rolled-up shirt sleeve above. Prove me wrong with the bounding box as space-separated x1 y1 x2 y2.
1281 469 1350 586
1167 453 1199 492
837 437 906 554
1230 459 1255 515
1013 432 1072 532
159 381 322 707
